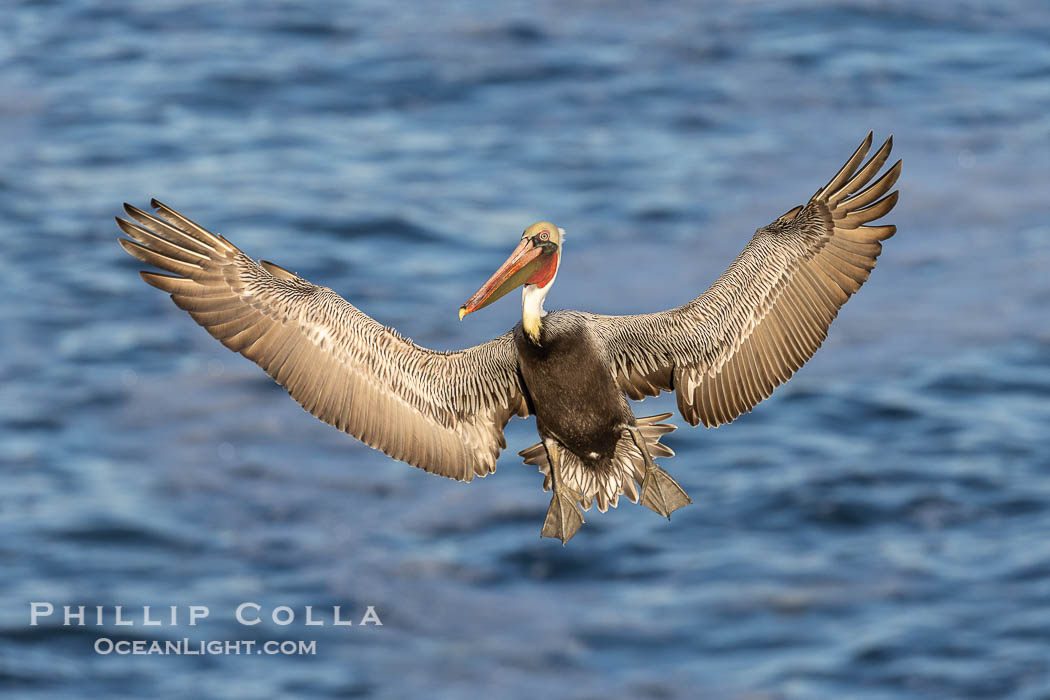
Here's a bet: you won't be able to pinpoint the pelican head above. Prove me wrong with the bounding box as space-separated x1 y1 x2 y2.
459 222 564 343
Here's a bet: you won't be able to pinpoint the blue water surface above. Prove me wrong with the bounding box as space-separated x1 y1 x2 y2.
2 1 1049 698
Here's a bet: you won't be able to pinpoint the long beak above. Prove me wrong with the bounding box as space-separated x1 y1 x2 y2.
459 238 544 319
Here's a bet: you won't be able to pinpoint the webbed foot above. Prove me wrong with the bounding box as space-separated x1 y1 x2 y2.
640 467 692 519
541 492 584 545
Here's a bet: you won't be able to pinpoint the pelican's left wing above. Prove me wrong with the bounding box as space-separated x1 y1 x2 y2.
591 132 900 427
118 201 529 480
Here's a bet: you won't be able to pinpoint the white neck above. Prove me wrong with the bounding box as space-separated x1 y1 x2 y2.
522 282 549 336
521 250 560 344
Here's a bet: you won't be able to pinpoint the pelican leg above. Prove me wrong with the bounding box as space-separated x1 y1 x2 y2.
540 440 584 545
627 425 692 519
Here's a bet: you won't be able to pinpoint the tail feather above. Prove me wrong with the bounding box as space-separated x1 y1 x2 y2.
518 413 677 512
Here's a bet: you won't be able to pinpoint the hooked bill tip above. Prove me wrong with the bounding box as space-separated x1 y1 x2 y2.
458 306 467 321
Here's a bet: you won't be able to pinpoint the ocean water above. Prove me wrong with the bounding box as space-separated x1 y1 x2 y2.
2 1 1049 698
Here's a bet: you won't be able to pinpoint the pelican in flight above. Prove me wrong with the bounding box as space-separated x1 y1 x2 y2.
117 133 900 543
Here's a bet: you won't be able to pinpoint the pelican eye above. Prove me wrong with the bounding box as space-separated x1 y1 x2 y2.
539 230 550 241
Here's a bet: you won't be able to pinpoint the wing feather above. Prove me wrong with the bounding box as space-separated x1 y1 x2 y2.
592 133 900 428
119 202 529 480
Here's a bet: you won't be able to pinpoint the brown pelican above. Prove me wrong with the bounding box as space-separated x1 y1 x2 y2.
117 132 899 544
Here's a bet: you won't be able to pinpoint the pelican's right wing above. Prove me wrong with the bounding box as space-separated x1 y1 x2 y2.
118 201 530 481
592 132 900 428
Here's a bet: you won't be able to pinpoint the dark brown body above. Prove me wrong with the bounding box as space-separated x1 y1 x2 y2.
514 311 633 468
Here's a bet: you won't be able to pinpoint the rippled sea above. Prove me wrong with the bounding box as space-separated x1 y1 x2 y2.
2 1 1049 698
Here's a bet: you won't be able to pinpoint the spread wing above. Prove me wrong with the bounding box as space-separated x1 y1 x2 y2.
592 132 901 427
117 201 529 480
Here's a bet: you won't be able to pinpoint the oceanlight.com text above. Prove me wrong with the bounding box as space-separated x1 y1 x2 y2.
94 638 317 655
